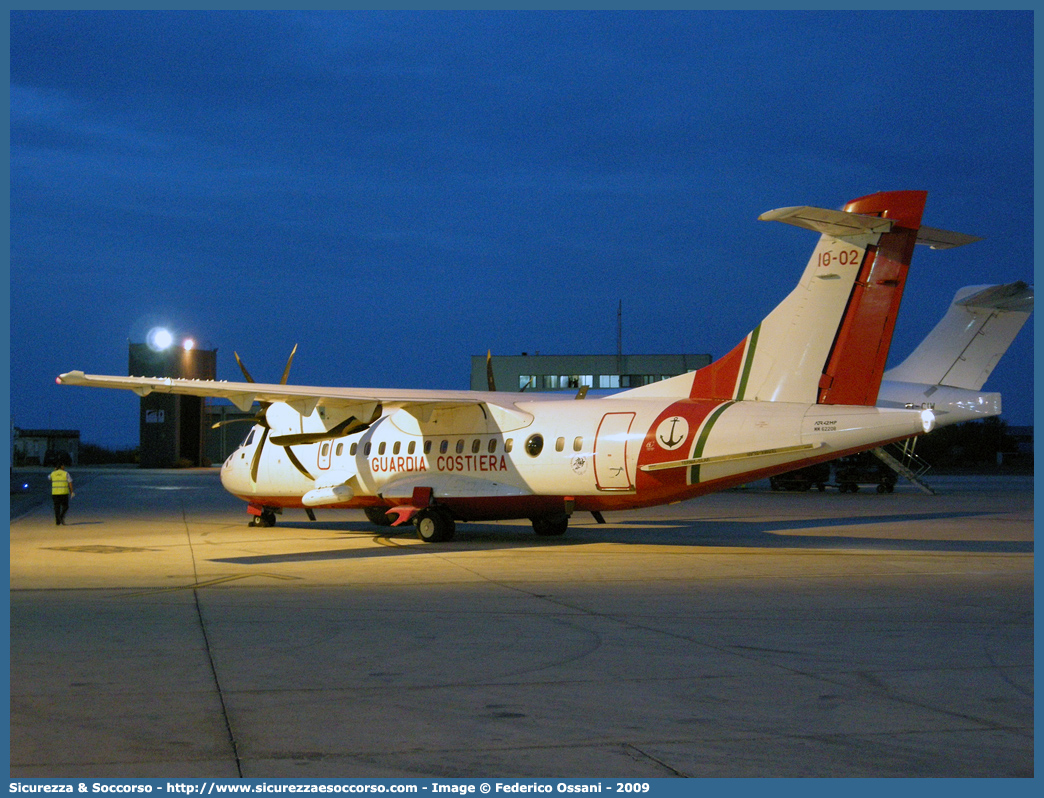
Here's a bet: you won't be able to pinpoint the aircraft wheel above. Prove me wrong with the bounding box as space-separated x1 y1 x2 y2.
415 508 455 543
364 507 394 526
532 515 569 537
886 483 895 493
877 483 887 494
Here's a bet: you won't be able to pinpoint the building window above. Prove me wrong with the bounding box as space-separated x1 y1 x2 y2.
599 375 621 389
520 375 536 390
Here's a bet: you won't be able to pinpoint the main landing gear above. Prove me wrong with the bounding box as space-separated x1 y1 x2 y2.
531 514 569 537
415 507 456 543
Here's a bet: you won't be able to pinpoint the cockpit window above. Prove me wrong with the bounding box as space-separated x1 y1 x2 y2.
243 429 256 448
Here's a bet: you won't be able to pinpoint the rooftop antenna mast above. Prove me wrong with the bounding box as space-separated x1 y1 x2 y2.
616 299 623 374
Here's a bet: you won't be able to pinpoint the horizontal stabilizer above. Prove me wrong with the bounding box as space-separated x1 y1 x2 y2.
915 225 982 250
760 206 979 249
758 205 894 238
955 280 1033 311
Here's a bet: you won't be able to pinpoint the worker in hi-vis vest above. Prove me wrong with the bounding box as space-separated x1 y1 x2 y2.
48 460 73 525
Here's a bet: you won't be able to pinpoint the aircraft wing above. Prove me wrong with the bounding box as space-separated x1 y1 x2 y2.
57 371 538 429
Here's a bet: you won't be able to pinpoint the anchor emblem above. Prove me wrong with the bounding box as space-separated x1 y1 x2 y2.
655 416 689 451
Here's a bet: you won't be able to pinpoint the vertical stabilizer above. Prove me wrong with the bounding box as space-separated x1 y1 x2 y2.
815 190 926 405
619 191 978 406
883 281 1033 390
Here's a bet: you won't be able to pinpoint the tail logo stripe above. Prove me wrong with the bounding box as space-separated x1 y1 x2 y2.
689 401 734 484
734 325 761 400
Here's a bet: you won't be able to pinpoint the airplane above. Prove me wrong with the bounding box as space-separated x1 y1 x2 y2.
877 281 1033 422
60 190 984 542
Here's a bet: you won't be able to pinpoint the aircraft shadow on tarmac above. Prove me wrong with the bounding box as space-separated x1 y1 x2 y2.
208 509 1032 566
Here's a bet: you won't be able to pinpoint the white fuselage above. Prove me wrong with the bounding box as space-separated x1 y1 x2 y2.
220 393 932 520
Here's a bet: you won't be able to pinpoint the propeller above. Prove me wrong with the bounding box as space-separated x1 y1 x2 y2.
270 404 382 447
213 345 381 482
210 345 316 482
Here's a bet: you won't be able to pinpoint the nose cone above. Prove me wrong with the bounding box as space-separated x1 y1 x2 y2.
221 452 252 496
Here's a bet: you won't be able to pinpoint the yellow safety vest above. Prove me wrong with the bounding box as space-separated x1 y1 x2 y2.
49 469 71 496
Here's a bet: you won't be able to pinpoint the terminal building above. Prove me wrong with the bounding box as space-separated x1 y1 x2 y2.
470 353 712 393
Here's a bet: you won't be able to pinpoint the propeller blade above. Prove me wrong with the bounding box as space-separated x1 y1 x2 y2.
279 343 298 386
234 351 256 384
486 350 496 391
270 403 382 447
211 416 258 430
250 427 269 483
270 417 367 447
282 445 314 480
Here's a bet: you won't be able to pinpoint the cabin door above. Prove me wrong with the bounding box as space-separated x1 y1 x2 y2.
594 412 635 491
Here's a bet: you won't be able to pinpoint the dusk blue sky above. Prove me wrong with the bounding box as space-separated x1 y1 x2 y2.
9 10 1034 448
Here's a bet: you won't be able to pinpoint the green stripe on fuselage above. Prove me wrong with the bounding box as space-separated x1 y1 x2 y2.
735 324 760 401
689 401 735 484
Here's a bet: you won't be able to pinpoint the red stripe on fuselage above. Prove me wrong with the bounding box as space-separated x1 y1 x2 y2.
633 398 729 506
688 337 747 400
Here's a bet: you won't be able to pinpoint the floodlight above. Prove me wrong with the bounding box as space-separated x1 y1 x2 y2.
146 327 174 351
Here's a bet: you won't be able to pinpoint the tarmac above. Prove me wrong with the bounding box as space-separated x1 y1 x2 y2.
8 466 1034 778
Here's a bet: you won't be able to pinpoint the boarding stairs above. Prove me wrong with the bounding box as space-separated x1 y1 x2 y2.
872 440 935 495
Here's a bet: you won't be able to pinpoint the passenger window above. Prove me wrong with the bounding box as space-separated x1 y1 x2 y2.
336 443 343 456
573 437 583 452
350 443 358 456
526 434 544 457
409 441 416 455
424 440 432 454
488 439 497 454
393 441 401 455
364 442 372 456
378 442 386 455
472 439 481 454
321 442 330 456
555 437 565 452
505 438 513 453
440 440 448 455
456 439 465 454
